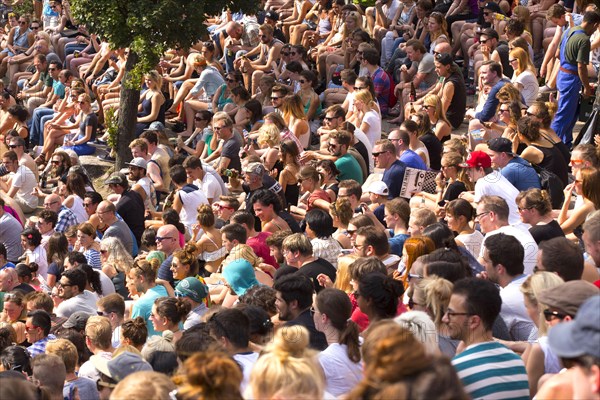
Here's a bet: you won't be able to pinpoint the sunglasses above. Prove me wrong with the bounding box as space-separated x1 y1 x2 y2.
282 52 290 56
8 144 20 149
372 151 388 157
48 68 57 71
499 108 510 113
31 26 40 29
299 79 307 84
480 39 488 44
226 78 236 83
51 160 61 164
271 96 282 100
195 117 205 121
216 203 234 210
354 86 367 90
525 111 538 117
345 229 356 236
290 52 298 56
543 309 567 322
324 116 337 121
19 21 27 25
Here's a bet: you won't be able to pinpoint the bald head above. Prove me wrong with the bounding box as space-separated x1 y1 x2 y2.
434 42 452 55
44 194 62 213
96 201 116 225
0 268 18 291
226 22 243 39
156 224 180 254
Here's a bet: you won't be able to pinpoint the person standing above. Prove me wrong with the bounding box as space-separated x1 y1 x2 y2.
550 11 600 147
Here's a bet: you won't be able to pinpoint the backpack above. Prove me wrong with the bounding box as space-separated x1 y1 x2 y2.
532 164 565 209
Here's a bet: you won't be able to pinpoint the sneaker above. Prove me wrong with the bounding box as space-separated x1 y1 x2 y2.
97 153 115 162
538 85 556 93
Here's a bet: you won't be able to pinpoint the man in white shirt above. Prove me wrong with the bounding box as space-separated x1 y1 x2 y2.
476 195 538 275
55 268 98 318
0 150 38 213
459 151 521 225
481 233 536 342
183 155 223 204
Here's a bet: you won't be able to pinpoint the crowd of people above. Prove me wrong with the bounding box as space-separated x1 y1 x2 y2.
0 0 600 398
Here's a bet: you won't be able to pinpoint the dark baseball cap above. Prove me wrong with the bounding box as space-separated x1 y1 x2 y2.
481 27 500 40
483 2 503 13
265 10 279 21
487 137 513 154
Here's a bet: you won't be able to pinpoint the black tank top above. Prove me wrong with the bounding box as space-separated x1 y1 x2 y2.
444 70 467 129
532 144 569 187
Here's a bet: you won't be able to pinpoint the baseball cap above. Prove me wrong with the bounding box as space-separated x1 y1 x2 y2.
434 53 454 66
265 10 279 21
482 2 502 14
175 277 208 304
91 351 153 382
63 311 92 330
243 162 266 176
548 295 600 359
368 181 389 196
481 27 500 40
537 280 599 317
105 172 128 186
459 151 492 168
487 137 513 154
126 157 148 170
148 121 165 132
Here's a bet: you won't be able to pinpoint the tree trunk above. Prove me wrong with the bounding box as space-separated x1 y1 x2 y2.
115 52 141 170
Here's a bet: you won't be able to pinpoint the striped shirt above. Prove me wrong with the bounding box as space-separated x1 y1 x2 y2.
452 341 529 400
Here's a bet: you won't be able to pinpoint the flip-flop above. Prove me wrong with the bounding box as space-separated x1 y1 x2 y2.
167 117 183 124
165 110 178 118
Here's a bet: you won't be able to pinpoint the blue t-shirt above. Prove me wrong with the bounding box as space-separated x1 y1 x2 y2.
383 160 407 199
501 157 541 191
158 254 175 288
0 262 16 271
399 149 427 170
388 231 409 256
131 285 168 337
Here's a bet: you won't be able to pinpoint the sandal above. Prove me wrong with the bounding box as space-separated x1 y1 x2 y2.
167 117 183 124
165 109 178 118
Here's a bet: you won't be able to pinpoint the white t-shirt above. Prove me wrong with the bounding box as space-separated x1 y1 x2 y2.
474 171 520 225
178 187 209 235
456 230 484 260
233 352 259 395
12 165 38 209
480 225 539 275
25 246 48 278
318 343 363 397
383 0 401 21
55 290 98 318
193 172 223 203
70 195 88 224
499 275 537 342
512 70 539 106
80 351 113 382
137 176 157 211
362 109 381 146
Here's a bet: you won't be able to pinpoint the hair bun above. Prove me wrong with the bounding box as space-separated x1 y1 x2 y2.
162 330 174 342
273 325 310 358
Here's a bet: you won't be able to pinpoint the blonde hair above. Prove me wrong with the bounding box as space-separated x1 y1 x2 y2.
394 311 439 355
354 89 376 109
249 326 324 399
509 47 535 76
257 123 281 148
45 338 78 373
335 254 358 293
144 70 163 89
422 93 451 127
520 272 564 335
212 111 233 127
84 316 113 350
110 371 177 400
420 276 453 327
